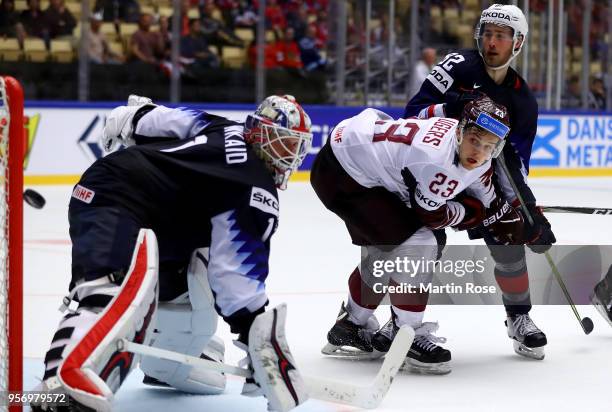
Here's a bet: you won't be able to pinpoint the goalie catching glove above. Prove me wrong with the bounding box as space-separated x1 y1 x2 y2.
101 95 156 152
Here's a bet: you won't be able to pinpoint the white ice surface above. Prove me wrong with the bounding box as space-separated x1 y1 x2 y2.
23 178 612 411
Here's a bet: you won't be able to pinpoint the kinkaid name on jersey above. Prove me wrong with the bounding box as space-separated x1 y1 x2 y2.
224 125 248 164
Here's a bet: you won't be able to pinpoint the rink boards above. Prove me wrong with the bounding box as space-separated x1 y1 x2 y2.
21 102 612 184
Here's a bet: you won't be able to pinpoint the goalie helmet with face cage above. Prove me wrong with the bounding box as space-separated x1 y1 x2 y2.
458 96 511 160
474 4 528 70
244 95 313 189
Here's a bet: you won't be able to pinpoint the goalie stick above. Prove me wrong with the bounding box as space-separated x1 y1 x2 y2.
118 325 414 409
497 153 594 335
541 206 612 215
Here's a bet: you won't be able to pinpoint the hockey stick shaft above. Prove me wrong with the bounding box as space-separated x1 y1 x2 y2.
541 206 612 215
119 325 415 409
118 339 252 378
497 154 588 333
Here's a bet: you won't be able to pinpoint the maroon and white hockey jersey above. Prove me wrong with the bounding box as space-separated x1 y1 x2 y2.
330 108 496 229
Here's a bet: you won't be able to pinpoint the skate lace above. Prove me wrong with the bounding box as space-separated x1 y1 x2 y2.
512 314 540 336
414 322 447 352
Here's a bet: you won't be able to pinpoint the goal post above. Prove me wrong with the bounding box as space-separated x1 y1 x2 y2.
0 76 24 412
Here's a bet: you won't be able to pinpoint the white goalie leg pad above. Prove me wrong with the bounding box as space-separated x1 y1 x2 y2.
140 248 227 394
248 304 308 412
57 229 159 412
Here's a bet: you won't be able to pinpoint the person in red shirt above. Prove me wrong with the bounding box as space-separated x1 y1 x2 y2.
265 0 286 31
248 32 281 69
277 27 302 69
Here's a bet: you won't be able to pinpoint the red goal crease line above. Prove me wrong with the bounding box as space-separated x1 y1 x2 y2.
21 168 612 186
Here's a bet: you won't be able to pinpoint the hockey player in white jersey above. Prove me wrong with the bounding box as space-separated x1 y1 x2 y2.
311 96 525 374
31 95 313 412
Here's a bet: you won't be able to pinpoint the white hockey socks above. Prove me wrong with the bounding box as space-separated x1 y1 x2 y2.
246 304 307 412
56 229 159 412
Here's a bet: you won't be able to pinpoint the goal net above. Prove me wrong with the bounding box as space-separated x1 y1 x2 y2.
0 76 23 412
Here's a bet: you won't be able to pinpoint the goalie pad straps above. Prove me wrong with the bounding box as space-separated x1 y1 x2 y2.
248 304 307 412
58 229 159 412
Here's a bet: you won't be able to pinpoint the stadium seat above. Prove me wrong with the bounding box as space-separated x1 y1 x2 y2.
101 22 118 41
0 38 22 62
462 9 478 25
457 24 474 48
140 6 155 16
15 0 27 11
120 23 138 37
235 28 254 43
187 8 200 19
222 47 245 69
590 61 602 75
73 22 82 38
108 41 124 59
443 8 459 19
65 1 81 21
50 39 73 63
158 7 173 18
24 38 48 62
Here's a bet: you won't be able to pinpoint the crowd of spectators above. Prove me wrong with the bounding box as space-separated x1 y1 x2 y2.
0 0 607 108
0 0 330 76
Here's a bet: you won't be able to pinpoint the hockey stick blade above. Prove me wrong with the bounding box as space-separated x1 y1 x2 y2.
304 325 415 409
541 206 612 215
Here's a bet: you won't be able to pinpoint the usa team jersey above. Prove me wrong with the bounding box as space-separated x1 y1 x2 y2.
73 106 278 317
403 49 538 204
330 108 496 229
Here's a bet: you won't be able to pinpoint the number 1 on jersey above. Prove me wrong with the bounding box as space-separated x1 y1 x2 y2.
373 120 419 145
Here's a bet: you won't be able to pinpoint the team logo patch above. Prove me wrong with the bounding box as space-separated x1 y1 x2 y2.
72 184 95 204
476 113 509 139
426 67 454 94
250 187 279 217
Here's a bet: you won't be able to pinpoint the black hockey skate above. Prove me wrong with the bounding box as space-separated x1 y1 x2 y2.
321 302 382 360
591 269 612 328
505 313 547 360
372 318 451 375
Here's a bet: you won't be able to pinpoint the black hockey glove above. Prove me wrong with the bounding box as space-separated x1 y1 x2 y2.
481 198 525 245
444 89 486 119
521 203 556 254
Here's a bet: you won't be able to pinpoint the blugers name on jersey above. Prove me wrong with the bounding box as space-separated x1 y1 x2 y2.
404 49 538 171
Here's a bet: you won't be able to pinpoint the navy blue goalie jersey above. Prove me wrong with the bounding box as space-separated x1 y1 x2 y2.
71 106 279 316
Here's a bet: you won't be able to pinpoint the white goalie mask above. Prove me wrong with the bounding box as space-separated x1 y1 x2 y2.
244 95 313 189
474 4 528 70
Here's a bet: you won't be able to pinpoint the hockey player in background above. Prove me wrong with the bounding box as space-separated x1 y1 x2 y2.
311 96 524 374
31 95 313 412
404 4 555 360
592 265 612 328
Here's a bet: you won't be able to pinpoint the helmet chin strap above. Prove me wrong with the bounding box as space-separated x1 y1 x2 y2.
479 36 524 71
